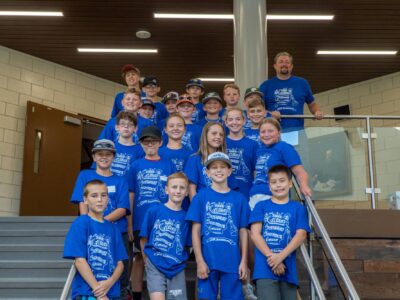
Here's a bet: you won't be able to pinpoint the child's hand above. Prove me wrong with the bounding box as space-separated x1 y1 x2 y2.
128 229 134 242
238 261 248 280
92 279 112 298
267 253 284 270
270 110 281 120
197 261 210 279
273 263 286 276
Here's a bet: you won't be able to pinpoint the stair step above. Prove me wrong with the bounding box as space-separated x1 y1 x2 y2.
0 244 63 252
0 236 65 244
0 230 68 237
0 277 65 288
0 259 70 268
0 216 75 223
0 251 63 260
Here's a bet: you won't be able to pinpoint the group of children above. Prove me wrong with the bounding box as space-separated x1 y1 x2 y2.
63 64 312 300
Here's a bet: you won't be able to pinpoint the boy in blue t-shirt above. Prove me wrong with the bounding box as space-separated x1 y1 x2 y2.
249 165 310 300
186 78 206 123
70 139 131 298
140 172 191 300
186 152 249 300
244 98 268 146
142 75 168 124
64 179 128 299
126 126 175 300
110 111 144 176
196 91 224 127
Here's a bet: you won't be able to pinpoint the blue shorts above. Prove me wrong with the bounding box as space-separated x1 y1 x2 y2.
198 270 243 300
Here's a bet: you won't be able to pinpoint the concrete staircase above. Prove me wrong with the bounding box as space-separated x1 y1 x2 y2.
0 216 74 299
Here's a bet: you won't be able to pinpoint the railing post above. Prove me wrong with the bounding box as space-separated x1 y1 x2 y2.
366 116 377 209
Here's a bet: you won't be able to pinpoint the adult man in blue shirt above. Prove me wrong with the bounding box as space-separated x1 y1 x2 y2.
259 51 324 132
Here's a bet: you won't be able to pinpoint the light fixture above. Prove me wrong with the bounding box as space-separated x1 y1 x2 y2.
136 30 151 39
154 13 233 19
77 48 158 53
317 50 397 55
267 15 334 20
154 13 334 21
0 11 63 16
198 78 235 82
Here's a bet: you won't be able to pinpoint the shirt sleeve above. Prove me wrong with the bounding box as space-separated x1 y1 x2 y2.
63 217 88 259
126 162 137 192
116 177 130 214
111 92 123 118
281 143 302 167
296 203 311 233
239 195 250 229
70 171 85 203
303 79 315 104
185 193 202 223
184 155 199 185
139 208 154 238
114 225 129 261
98 119 114 140
249 201 265 226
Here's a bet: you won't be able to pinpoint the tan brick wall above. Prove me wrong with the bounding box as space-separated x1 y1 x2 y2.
0 45 125 216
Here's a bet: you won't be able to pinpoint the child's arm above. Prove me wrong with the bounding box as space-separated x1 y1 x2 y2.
192 222 209 279
140 237 148 264
92 260 124 298
291 165 312 197
267 229 307 271
188 183 197 201
127 192 134 241
74 257 99 292
238 228 248 280
104 208 126 223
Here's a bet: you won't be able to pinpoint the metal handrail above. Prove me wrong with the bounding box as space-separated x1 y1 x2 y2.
299 244 326 300
60 263 76 300
302 194 360 300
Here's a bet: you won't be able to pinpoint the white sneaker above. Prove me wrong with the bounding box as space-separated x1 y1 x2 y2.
243 283 257 300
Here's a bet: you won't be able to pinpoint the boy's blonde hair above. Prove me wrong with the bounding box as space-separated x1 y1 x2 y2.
165 113 186 129
198 122 226 164
223 107 246 121
247 98 265 109
223 83 240 94
124 87 140 98
167 172 189 186
83 179 107 198
259 117 281 132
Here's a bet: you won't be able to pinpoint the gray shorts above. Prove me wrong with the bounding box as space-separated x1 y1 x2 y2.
145 258 187 300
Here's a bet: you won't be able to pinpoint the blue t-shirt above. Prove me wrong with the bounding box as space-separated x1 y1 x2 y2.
259 76 314 131
226 137 258 198
184 154 238 193
250 141 302 196
244 128 261 147
140 204 190 278
162 123 202 153
249 200 310 285
111 92 125 118
109 142 144 177
127 158 176 231
99 115 153 144
159 145 194 172
243 111 272 131
196 116 224 127
63 215 128 298
191 102 206 123
70 170 130 233
186 187 249 273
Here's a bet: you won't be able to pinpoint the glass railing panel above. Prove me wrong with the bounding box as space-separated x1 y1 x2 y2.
284 124 370 209
371 121 400 209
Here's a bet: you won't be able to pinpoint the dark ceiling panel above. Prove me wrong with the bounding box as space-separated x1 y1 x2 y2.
0 0 399 95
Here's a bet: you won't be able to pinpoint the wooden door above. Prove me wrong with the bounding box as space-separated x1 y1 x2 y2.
20 101 82 216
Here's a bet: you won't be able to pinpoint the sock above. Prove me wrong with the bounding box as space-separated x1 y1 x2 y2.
132 292 142 300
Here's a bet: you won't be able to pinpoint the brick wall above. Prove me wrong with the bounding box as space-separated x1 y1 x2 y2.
0 46 124 216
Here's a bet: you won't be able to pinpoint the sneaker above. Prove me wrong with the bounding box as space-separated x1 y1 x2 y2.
243 283 257 300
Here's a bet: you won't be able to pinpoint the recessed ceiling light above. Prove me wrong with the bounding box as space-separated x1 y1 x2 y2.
154 13 233 19
0 11 63 16
77 48 158 53
267 15 334 20
154 13 334 21
198 78 235 82
317 50 397 55
136 30 151 39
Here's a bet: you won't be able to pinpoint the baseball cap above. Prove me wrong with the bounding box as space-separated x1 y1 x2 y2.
162 91 179 104
121 64 140 76
186 78 205 90
143 76 159 87
92 139 116 154
244 87 264 98
205 152 232 169
202 91 224 105
139 126 162 141
176 94 194 107
141 99 155 109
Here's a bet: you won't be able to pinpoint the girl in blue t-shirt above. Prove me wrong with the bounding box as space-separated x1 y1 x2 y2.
249 118 312 210
184 122 227 200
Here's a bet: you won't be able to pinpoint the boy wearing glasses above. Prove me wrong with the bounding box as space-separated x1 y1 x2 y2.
70 139 131 298
126 126 176 300
186 78 206 123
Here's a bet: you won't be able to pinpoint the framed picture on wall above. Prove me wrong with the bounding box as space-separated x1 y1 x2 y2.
308 130 352 199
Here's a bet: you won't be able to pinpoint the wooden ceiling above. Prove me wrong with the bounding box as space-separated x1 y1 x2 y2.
1 0 400 95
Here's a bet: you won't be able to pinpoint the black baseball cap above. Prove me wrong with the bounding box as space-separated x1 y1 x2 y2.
143 76 159 87
139 126 162 141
